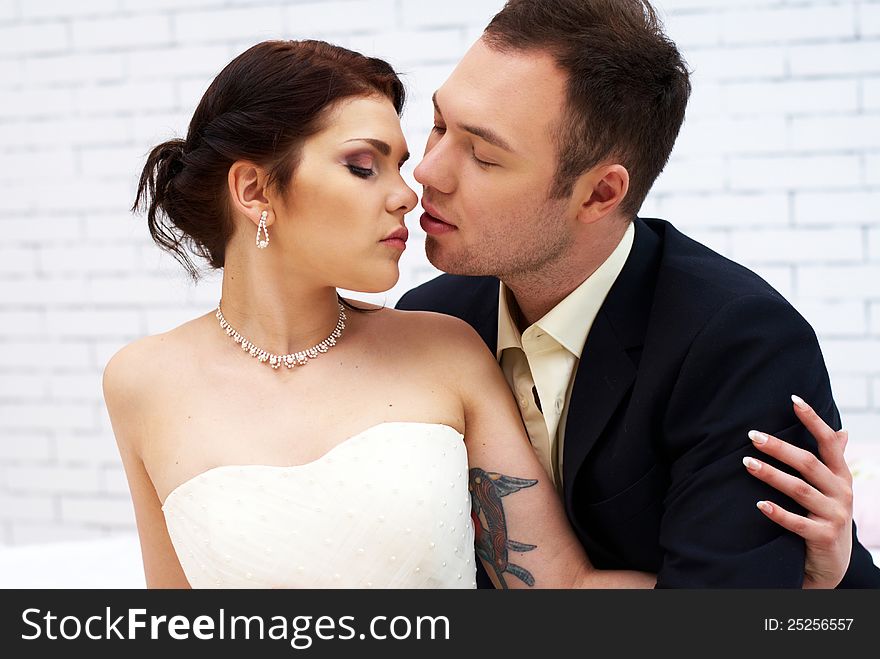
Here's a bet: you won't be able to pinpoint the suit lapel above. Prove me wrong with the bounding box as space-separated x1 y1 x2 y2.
561 219 663 508
561 312 636 507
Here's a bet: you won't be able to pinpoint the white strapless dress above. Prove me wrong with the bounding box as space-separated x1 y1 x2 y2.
161 422 476 588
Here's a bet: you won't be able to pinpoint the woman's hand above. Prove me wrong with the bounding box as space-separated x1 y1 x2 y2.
743 395 853 589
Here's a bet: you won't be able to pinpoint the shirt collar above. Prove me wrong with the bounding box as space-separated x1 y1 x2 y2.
497 278 524 357
496 221 635 360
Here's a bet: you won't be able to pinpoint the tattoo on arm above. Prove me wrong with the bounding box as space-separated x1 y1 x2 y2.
469 467 538 588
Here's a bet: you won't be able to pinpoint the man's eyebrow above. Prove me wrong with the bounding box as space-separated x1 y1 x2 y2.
431 91 514 153
344 138 409 163
460 123 514 153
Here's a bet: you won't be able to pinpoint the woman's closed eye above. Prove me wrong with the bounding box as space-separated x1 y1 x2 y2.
345 153 376 178
347 164 375 178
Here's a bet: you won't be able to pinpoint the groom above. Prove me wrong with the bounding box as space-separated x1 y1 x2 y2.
397 0 880 587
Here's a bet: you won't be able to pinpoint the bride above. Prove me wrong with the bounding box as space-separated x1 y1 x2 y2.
103 40 853 589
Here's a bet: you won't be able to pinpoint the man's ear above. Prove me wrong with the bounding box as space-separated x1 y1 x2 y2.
228 160 272 226
572 164 630 226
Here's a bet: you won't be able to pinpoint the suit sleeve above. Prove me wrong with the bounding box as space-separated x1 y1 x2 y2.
395 278 451 313
395 288 421 311
656 294 837 588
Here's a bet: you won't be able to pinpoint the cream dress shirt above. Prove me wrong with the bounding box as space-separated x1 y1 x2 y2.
497 222 635 491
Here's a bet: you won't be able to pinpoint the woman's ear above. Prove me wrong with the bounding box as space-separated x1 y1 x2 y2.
228 161 272 226
573 164 630 226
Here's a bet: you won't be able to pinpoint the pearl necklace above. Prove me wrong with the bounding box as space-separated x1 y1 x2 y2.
215 302 347 369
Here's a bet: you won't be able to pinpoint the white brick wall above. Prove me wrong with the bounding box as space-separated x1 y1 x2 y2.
0 0 878 546
651 1 880 440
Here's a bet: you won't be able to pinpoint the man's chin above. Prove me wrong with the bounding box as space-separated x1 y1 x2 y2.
425 237 466 275
425 237 491 277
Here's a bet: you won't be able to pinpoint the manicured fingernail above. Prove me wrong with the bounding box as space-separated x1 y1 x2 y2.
748 430 768 445
757 501 773 514
791 394 808 410
743 456 761 471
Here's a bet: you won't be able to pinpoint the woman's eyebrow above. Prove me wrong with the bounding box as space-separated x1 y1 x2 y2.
344 137 409 163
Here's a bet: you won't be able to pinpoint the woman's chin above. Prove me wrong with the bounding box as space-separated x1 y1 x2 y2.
339 270 399 295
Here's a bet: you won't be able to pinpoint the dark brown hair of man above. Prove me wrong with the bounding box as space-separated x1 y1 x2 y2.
484 0 692 218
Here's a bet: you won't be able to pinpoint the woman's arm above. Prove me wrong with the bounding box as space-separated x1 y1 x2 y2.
103 342 191 589
443 314 856 589
440 315 655 589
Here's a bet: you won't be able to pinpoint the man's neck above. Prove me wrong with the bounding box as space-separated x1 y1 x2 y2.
503 221 629 330
504 268 594 332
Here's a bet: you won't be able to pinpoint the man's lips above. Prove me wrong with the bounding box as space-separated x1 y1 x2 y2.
420 198 456 228
419 199 458 236
420 211 457 236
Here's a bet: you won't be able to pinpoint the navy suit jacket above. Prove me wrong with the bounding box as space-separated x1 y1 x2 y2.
397 218 880 588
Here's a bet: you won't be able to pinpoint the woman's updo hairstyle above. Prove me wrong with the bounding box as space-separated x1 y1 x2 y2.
133 40 405 281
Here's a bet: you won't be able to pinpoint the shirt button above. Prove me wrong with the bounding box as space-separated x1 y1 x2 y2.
555 398 564 412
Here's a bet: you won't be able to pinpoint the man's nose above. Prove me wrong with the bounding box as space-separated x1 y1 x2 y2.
414 142 454 194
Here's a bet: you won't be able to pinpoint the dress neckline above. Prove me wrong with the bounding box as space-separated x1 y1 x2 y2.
160 421 464 508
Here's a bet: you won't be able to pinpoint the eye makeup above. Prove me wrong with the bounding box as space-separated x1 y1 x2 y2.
343 151 376 178
340 137 410 178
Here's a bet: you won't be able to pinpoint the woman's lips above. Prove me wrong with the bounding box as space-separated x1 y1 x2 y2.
380 237 407 251
420 211 457 236
380 226 408 251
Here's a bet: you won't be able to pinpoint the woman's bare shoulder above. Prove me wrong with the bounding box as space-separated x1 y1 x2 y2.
368 304 494 364
102 315 208 409
376 307 510 421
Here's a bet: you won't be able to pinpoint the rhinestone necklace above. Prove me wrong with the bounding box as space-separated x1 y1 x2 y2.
216 302 347 370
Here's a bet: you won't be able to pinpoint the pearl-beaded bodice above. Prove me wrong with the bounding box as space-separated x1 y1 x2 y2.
161 422 476 588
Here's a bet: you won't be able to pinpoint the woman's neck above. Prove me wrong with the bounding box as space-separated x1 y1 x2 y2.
217 251 341 356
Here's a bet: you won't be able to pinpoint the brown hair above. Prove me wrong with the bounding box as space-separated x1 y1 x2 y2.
133 40 405 281
483 0 691 218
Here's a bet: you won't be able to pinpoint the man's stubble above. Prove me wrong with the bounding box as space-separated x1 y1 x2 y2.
423 195 573 282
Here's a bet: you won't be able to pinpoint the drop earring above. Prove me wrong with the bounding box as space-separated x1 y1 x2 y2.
256 210 269 249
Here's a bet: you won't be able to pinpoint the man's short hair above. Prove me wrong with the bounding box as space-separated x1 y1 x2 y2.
484 0 691 218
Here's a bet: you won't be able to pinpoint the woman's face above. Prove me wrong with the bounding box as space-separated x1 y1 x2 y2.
272 95 417 293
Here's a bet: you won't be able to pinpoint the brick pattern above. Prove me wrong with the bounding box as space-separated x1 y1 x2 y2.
0 0 877 545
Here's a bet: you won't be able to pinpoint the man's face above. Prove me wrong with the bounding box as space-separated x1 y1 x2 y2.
413 39 576 278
